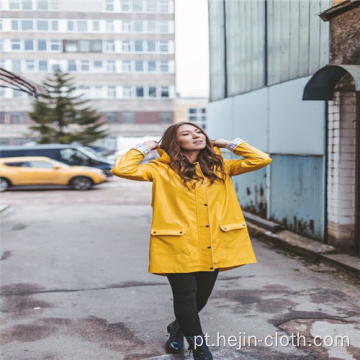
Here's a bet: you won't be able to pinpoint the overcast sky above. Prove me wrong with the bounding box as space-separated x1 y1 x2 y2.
175 0 209 98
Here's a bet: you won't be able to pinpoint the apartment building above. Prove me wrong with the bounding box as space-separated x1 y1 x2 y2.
0 0 176 148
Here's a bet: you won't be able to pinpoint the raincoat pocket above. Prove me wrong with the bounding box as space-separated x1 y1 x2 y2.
150 226 189 255
218 221 248 250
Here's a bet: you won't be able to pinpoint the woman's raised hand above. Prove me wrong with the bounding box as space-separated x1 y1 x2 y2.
211 138 230 148
143 140 160 150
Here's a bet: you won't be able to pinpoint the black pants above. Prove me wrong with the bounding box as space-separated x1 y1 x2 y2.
166 269 219 337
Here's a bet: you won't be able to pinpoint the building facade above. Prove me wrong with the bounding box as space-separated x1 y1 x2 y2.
0 0 176 148
207 0 359 255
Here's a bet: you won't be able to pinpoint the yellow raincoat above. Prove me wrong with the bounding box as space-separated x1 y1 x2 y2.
111 141 272 276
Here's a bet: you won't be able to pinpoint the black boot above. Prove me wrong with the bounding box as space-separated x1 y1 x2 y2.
185 334 213 360
165 320 185 353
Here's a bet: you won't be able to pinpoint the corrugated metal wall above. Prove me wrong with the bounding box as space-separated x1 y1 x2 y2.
267 0 330 85
208 0 226 101
269 155 325 238
208 0 330 101
225 0 266 95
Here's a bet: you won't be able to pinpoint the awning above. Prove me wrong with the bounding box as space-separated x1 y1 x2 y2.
303 64 360 100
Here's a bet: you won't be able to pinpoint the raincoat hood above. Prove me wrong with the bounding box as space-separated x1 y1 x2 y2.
154 146 223 164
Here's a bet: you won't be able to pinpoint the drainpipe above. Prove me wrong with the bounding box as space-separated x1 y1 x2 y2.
324 101 329 244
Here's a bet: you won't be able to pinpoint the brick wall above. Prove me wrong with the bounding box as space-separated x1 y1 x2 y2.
327 75 357 247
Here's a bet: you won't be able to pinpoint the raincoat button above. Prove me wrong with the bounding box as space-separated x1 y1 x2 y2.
210 267 213 270
180 231 183 234
204 204 208 206
208 246 211 249
206 225 209 228
153 231 156 234
224 227 227 230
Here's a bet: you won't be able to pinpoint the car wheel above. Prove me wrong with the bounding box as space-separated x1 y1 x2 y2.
70 177 93 190
0 178 10 192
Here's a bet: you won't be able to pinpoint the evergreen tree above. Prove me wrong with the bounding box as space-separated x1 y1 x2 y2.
28 70 108 145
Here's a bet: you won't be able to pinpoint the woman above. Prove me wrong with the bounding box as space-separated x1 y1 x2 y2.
111 122 272 360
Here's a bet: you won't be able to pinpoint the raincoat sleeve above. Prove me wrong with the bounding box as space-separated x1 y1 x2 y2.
110 146 156 182
224 138 272 177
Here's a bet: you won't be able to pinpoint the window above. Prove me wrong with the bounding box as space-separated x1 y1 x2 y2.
133 0 142 12
121 0 129 12
11 20 19 30
39 60 48 71
12 112 25 124
159 112 171 123
147 41 155 52
37 20 48 31
160 41 168 52
91 40 102 52
13 89 24 98
148 61 156 72
25 60 35 71
37 0 48 10
68 60 77 71
106 20 114 32
107 86 116 99
134 41 143 52
78 20 87 32
187 108 206 129
79 86 90 99
159 21 169 33
11 40 21 51
12 60 21 72
60 149 90 165
159 0 169 13
22 0 33 9
67 20 74 31
22 19 33 30
106 112 118 123
38 39 47 51
0 113 6 123
94 86 102 98
122 41 131 52
104 0 114 11
93 20 100 31
134 21 143 32
135 61 143 72
51 20 58 30
122 86 132 98
136 87 144 98
51 63 60 72
122 61 131 72
29 160 54 168
160 61 168 72
107 60 115 72
104 40 115 52
9 0 20 9
80 60 89 71
78 40 90 52
122 112 134 123
146 0 157 12
50 40 61 51
122 20 131 32
0 89 5 99
93 60 103 70
147 20 156 32
161 86 169 98
148 87 156 97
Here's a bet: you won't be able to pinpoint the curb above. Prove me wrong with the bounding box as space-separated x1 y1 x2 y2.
246 221 360 278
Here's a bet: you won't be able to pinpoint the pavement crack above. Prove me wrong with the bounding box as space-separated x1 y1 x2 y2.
0 282 167 297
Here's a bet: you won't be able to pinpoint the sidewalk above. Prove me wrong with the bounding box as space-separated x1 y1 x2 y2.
244 211 360 278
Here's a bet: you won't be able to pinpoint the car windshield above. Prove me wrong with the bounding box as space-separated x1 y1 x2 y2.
78 146 109 162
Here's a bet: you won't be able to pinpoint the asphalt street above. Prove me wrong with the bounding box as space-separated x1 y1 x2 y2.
1 178 360 360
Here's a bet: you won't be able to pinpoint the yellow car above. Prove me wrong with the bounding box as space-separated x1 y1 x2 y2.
0 156 107 191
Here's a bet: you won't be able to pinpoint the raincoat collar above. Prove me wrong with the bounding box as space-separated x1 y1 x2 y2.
155 146 222 164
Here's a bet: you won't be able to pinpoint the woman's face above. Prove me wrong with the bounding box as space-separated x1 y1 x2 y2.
176 124 206 151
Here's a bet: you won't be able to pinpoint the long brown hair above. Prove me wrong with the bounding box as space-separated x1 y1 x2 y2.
159 122 227 189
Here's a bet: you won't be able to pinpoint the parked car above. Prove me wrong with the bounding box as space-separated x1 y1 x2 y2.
0 144 114 176
0 156 107 191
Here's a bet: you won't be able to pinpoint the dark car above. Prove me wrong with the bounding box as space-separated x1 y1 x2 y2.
0 144 114 176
